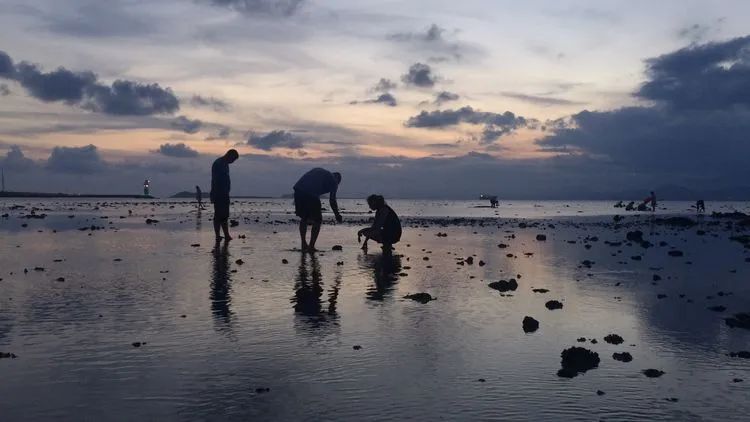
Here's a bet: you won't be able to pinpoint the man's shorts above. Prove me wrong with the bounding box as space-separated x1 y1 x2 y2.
294 190 322 223
213 195 230 223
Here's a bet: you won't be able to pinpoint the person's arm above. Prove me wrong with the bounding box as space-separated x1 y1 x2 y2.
329 189 342 222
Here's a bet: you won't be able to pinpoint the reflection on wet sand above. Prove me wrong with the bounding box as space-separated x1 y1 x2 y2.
210 240 233 331
359 253 402 302
292 254 341 330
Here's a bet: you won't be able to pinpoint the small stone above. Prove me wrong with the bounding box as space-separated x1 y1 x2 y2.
132 342 144 348
728 351 750 359
522 316 539 333
642 369 665 378
332 245 343 251
612 352 633 362
557 347 600 378
545 300 563 310
282 259 289 264
235 259 244 265
404 293 434 303
255 387 271 393
536 234 547 241
353 345 362 350
56 277 65 282
477 378 486 383
604 334 624 345
532 288 549 293
597 390 606 396
489 279 518 292
668 250 684 257
0 352 18 359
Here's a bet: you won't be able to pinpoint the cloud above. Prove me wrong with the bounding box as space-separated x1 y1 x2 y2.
0 84 9 96
190 95 231 112
247 130 305 150
157 143 200 158
434 91 459 105
635 35 750 110
0 50 179 116
38 1 155 38
677 23 711 43
205 126 231 141
351 93 397 107
401 63 437 88
370 78 397 93
170 116 203 134
46 144 106 174
206 0 306 17
0 145 37 171
538 36 750 184
387 23 478 61
501 91 584 106
405 106 535 142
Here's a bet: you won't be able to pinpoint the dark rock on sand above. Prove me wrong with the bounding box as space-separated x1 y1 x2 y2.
597 390 606 396
532 288 549 293
522 316 539 333
353 345 362 350
708 305 726 312
725 313 750 330
642 369 665 378
733 378 743 383
613 352 633 362
557 347 600 378
255 387 271 393
729 351 750 359
546 300 563 310
626 231 644 242
235 259 245 265
668 250 684 257
536 234 547 241
489 279 518 292
604 334 624 345
0 352 18 359
404 293 434 303
332 245 343 251
131 342 146 348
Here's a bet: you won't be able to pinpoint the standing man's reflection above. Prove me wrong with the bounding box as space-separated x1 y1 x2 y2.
210 240 234 330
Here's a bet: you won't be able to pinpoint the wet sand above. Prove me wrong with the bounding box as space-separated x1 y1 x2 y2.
1 200 749 421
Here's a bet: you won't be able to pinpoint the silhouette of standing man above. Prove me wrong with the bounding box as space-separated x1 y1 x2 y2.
210 149 239 241
293 168 342 252
196 185 205 210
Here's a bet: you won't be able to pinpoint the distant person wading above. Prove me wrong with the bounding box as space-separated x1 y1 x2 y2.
293 168 342 252
210 149 239 241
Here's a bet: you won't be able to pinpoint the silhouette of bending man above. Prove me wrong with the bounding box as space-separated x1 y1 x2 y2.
293 168 342 252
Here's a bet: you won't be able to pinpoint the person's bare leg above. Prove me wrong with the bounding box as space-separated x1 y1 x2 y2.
299 220 308 251
214 219 221 240
309 221 321 252
222 221 232 240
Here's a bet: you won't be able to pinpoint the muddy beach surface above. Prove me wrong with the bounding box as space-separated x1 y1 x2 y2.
1 199 749 421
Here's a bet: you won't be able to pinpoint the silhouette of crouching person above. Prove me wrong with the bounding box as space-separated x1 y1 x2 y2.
358 195 402 255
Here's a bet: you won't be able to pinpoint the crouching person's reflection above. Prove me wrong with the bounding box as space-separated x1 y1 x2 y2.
360 252 402 302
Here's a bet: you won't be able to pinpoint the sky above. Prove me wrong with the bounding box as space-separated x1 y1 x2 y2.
1 0 749 198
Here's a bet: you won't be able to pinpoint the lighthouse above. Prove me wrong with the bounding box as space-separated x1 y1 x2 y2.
143 179 150 196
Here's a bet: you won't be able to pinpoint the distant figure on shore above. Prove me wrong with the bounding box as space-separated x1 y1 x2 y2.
358 194 402 254
695 199 706 213
293 168 342 252
480 194 499 208
196 186 205 210
210 149 239 241
641 191 657 212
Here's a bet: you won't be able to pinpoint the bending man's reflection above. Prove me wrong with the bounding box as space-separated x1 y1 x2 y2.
360 252 402 301
210 240 233 329
292 254 340 329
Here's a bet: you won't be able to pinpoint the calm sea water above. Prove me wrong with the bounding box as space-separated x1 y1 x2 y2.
1 199 749 421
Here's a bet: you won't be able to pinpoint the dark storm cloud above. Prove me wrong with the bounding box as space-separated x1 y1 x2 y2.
0 145 37 171
46 144 106 174
207 0 306 17
0 50 179 116
190 95 231 112
370 78 397 93
0 51 14 77
157 143 200 158
170 116 203 134
538 36 750 184
247 130 305 150
351 93 397 107
434 91 459 105
501 91 584 106
406 106 536 143
401 63 437 88
635 35 750 110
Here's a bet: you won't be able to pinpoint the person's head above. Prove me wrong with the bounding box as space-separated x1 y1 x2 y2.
332 172 342 185
224 149 239 163
366 194 385 210
195 185 200 190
